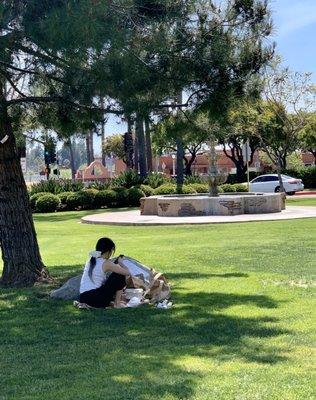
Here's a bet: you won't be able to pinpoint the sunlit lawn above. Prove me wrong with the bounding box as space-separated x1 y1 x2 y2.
0 209 315 400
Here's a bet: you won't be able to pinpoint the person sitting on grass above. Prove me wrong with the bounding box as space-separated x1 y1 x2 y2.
78 237 130 309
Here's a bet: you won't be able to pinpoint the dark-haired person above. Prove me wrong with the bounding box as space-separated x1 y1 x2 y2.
79 237 130 309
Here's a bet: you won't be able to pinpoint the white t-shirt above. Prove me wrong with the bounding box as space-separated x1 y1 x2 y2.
80 258 111 293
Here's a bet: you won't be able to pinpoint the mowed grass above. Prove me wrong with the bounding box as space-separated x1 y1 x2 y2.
286 197 316 207
0 210 315 400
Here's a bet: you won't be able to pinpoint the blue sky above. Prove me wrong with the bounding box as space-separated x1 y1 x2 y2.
271 0 316 73
97 0 316 151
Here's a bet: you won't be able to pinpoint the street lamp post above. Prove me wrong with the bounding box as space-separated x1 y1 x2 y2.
171 154 176 176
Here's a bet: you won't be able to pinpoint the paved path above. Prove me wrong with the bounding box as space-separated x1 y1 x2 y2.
81 206 316 226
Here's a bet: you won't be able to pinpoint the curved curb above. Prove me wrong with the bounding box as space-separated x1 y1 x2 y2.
81 206 316 226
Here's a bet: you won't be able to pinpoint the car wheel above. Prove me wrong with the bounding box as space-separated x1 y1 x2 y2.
275 186 280 193
286 191 295 196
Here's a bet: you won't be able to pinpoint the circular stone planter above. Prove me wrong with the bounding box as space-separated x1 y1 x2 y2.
140 192 284 217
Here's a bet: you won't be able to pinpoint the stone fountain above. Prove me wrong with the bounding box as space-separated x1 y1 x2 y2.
140 142 284 217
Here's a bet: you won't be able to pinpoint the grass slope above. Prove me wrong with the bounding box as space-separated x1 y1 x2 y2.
0 210 315 400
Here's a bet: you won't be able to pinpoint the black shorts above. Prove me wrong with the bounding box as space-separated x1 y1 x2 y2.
79 272 126 308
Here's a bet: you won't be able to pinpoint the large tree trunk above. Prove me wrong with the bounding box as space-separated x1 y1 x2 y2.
311 150 316 165
86 131 94 165
176 137 184 185
86 134 92 165
175 91 184 186
124 116 134 169
100 97 106 166
135 114 147 178
67 138 76 180
184 153 197 176
0 102 48 287
144 117 153 172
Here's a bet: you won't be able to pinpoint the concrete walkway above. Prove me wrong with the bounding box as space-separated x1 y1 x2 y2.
81 206 316 226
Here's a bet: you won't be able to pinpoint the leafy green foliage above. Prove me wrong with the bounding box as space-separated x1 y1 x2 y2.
154 184 177 195
112 170 143 189
144 172 171 188
29 192 49 209
65 190 96 210
94 190 118 208
35 194 60 213
189 183 209 193
233 183 248 192
140 184 155 197
128 187 145 206
29 180 84 195
220 184 237 193
57 192 76 205
178 185 197 194
113 187 129 207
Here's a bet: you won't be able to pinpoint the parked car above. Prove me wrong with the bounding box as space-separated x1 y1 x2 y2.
249 174 304 195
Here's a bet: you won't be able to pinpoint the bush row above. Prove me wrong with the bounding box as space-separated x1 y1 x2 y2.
30 187 145 213
151 182 247 195
29 181 249 213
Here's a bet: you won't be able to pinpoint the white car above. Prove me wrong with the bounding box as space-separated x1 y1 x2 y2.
249 174 304 195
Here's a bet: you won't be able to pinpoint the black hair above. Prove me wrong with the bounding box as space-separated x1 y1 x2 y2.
89 237 116 281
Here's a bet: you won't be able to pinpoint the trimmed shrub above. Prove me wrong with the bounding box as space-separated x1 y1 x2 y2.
35 194 60 213
179 185 197 194
189 183 209 193
140 184 155 197
154 184 176 195
113 187 129 207
65 192 83 210
220 184 236 193
233 183 248 192
29 192 48 209
94 190 117 208
112 170 143 188
128 187 145 206
84 188 99 207
57 191 75 205
144 172 171 189
65 190 96 210
217 186 224 193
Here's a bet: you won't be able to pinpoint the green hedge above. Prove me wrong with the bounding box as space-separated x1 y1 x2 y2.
128 187 145 206
189 183 209 193
154 184 177 195
179 185 197 194
29 192 48 209
65 190 96 210
57 191 75 205
220 184 236 193
35 194 60 213
233 183 248 192
94 190 117 208
113 187 129 207
140 184 155 197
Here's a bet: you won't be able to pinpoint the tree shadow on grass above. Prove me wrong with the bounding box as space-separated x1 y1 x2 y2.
33 208 134 223
0 279 289 399
168 272 249 280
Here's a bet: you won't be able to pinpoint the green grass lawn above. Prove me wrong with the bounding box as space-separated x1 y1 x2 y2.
286 197 316 207
0 210 315 400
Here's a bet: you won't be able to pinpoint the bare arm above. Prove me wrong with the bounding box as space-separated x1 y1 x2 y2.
102 259 130 276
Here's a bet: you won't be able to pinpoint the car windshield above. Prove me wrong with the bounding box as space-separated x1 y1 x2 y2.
281 175 293 180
